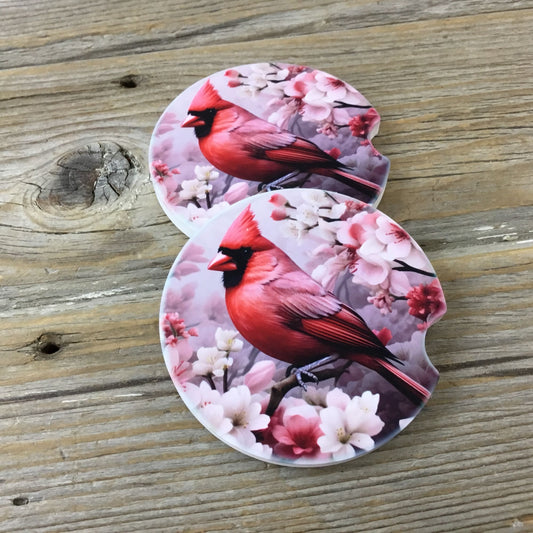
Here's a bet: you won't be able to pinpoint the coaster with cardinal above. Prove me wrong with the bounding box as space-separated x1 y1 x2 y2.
149 63 390 236
160 190 445 466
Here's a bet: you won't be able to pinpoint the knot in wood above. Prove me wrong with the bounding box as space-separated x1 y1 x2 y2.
37 142 139 210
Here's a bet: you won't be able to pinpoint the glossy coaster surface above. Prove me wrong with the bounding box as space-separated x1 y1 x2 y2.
160 189 445 466
149 62 390 236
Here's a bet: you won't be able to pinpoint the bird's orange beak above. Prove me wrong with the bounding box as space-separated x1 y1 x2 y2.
182 114 205 128
207 252 237 272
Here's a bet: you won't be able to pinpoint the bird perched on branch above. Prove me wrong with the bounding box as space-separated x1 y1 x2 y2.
182 80 382 199
208 205 430 405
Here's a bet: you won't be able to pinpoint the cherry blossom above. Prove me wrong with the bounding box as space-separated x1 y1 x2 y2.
223 182 250 204
161 312 199 342
186 203 209 224
244 360 276 394
193 346 233 378
302 385 329 408
150 160 179 183
373 327 393 346
375 215 413 260
195 381 233 435
179 179 212 201
406 279 446 329
155 112 179 136
314 71 352 102
348 108 379 138
267 99 300 129
194 164 220 183
215 327 244 353
165 341 194 386
317 389 384 460
219 385 270 446
367 289 395 315
272 403 324 460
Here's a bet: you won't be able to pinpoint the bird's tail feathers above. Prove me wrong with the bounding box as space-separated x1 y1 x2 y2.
329 167 382 198
356 354 431 405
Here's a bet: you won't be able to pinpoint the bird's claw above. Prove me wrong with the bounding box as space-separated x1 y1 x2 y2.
291 367 319 391
262 183 283 192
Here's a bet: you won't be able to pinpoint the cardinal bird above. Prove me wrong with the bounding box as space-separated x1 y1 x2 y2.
207 205 431 406
182 80 381 199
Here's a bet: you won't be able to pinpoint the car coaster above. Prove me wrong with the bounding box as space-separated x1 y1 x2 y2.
160 189 445 466
149 62 390 237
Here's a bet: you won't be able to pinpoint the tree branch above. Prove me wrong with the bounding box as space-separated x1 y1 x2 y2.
392 259 436 278
265 365 347 417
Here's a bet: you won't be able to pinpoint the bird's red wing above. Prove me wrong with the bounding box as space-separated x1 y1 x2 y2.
263 137 340 168
231 119 297 151
234 121 338 168
300 304 386 352
270 274 383 350
268 271 342 320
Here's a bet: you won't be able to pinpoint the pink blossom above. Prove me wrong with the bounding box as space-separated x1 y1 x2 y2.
312 248 353 291
269 193 288 206
225 69 242 87
223 182 249 204
173 261 200 278
163 280 196 313
165 340 194 386
337 211 379 251
314 71 350 102
341 200 366 219
180 242 209 264
269 192 289 220
373 327 392 346
368 290 394 315
284 71 315 100
317 120 338 138
161 312 198 341
155 112 178 136
350 255 391 287
244 360 276 394
348 108 380 138
272 404 324 460
406 279 446 329
151 160 180 183
326 147 341 160
267 99 299 128
375 216 412 259
271 207 288 221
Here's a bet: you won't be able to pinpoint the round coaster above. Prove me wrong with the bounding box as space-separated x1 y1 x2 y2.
160 189 445 466
149 62 390 236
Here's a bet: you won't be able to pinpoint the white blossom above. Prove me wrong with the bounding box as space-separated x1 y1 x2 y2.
317 389 384 461
215 327 244 353
194 164 220 183
193 346 233 377
179 179 212 201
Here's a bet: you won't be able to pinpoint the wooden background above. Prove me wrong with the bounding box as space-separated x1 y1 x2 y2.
1 1 532 531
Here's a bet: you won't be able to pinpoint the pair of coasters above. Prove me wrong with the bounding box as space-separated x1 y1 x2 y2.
150 63 446 466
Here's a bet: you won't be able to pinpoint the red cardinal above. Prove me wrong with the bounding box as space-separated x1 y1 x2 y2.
207 205 431 405
182 80 381 199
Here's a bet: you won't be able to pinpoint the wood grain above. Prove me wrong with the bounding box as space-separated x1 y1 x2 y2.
1 1 532 531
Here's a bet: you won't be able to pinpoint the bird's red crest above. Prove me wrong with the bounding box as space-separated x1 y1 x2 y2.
189 79 228 111
219 205 273 251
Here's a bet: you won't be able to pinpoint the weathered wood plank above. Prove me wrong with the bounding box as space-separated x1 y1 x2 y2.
2 0 533 69
0 1 531 532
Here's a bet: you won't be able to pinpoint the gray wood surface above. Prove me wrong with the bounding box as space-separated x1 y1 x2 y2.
1 1 532 531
